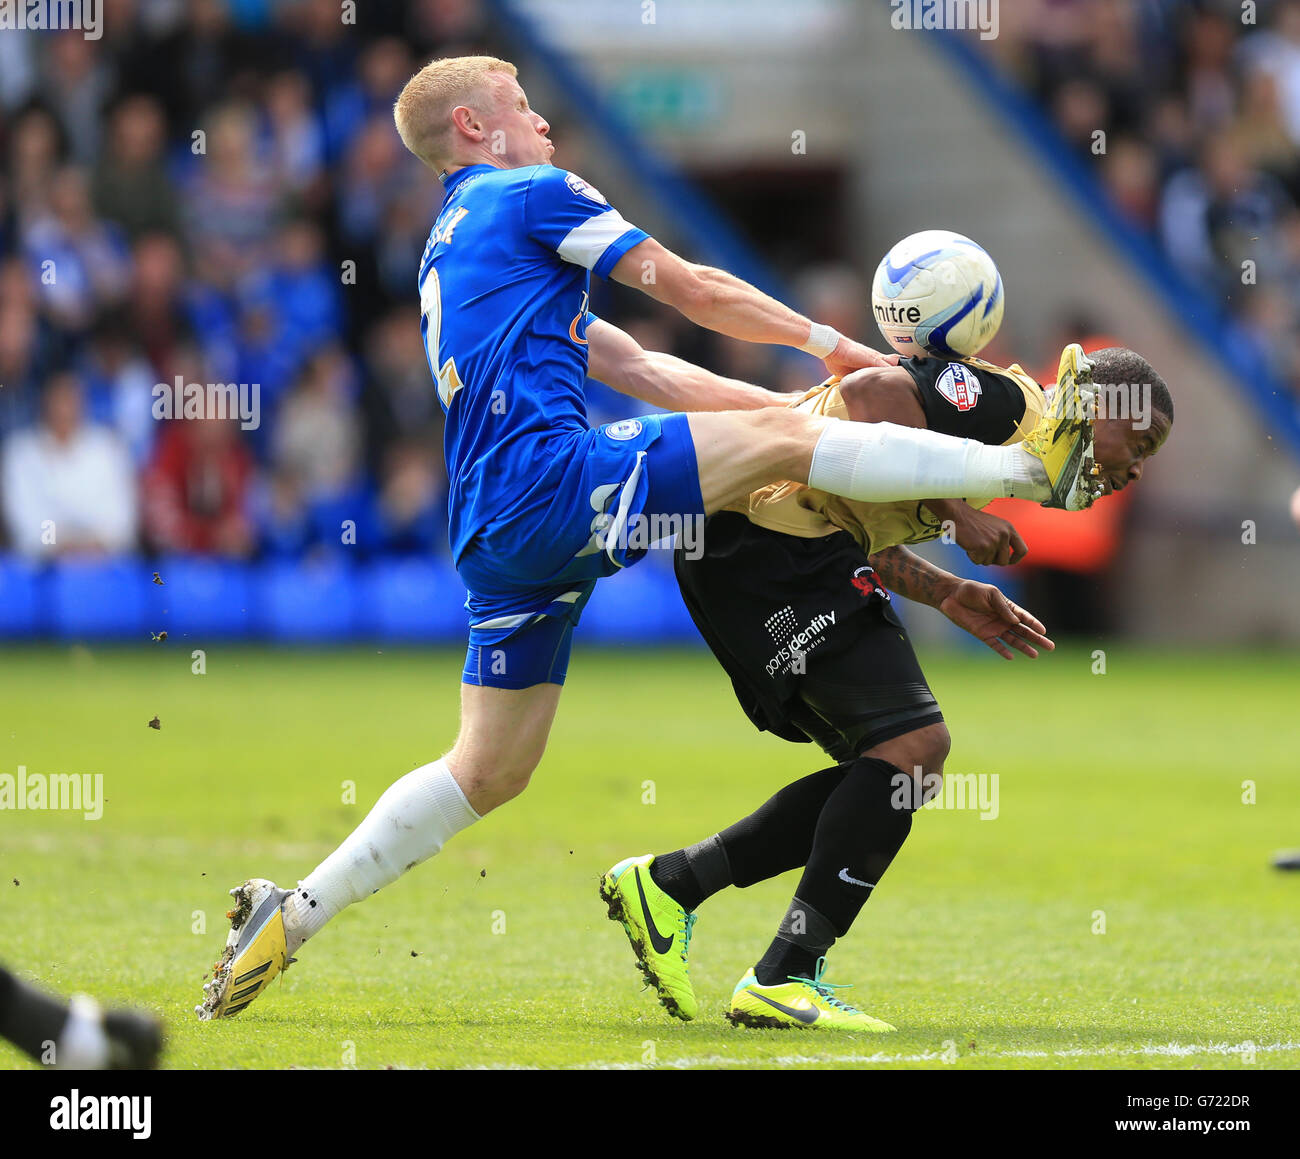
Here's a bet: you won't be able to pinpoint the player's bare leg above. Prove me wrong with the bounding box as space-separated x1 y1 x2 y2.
199 681 561 1018
445 682 564 813
685 374 1099 514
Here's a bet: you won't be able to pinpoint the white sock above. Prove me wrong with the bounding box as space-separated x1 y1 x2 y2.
54 996 109 1070
808 421 1048 503
283 758 479 952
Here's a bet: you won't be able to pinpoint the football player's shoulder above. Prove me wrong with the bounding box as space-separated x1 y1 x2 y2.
480 163 540 193
526 164 611 205
963 353 1041 391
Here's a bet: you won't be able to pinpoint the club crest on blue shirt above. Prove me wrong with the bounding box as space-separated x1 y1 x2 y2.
565 171 608 205
603 419 643 441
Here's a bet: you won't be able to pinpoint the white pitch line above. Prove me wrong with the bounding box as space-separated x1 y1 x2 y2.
562 1040 1300 1071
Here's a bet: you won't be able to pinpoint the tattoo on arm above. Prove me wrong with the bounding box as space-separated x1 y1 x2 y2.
867 545 958 608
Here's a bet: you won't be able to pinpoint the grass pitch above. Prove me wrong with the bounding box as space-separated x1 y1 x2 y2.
1 643 1297 1070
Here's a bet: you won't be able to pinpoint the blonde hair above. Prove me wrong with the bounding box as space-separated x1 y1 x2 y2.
394 55 518 170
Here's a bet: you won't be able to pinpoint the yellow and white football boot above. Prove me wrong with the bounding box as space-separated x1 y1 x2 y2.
196 878 293 1020
1020 342 1103 511
728 958 896 1032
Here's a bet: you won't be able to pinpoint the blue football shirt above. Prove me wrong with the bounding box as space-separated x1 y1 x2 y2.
417 163 648 563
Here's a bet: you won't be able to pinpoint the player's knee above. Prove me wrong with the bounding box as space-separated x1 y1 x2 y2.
451 759 538 812
920 723 951 776
446 740 544 810
862 722 950 804
486 766 536 805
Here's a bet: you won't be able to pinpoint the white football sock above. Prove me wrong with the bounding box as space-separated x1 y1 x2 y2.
807 421 1049 503
283 758 479 952
54 996 110 1070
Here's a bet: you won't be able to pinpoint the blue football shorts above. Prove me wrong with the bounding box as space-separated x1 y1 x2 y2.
457 412 703 689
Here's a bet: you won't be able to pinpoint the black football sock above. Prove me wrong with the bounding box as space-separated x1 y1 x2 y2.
754 898 838 985
753 758 916 984
651 765 849 910
649 835 732 912
0 967 71 1064
715 765 850 888
795 756 915 939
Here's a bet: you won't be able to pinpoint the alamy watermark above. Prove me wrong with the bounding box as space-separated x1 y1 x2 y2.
575 510 704 561
891 0 999 40
0 766 103 820
1057 382 1157 431
0 0 101 39
152 378 261 431
892 769 999 820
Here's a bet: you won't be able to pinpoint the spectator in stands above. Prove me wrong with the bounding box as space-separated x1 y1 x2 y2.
262 71 327 203
91 94 182 241
1161 131 1290 298
1242 0 1300 148
38 31 114 165
79 309 160 466
22 165 131 333
126 232 192 374
371 439 445 557
253 219 343 383
1052 77 1110 157
1229 70 1297 190
185 103 283 277
0 259 46 435
1 372 138 558
272 343 362 516
284 0 360 112
1181 5 1236 130
7 106 66 232
142 414 256 558
361 306 443 473
322 37 412 164
337 115 410 252
1103 134 1160 230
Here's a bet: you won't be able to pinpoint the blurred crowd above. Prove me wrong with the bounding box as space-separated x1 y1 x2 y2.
987 0 1300 395
0 0 850 565
0 0 514 562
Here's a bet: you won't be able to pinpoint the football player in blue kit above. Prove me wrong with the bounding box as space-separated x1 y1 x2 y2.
198 55 1101 1019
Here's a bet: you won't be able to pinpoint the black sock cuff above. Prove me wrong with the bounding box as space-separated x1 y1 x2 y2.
851 756 922 813
777 895 838 954
648 849 692 899
683 834 732 899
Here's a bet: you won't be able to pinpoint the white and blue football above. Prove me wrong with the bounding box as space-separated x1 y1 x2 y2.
870 230 1004 359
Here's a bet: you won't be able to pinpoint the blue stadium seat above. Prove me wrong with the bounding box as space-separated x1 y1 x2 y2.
357 557 469 641
0 557 43 638
259 558 359 642
49 558 152 640
154 557 255 640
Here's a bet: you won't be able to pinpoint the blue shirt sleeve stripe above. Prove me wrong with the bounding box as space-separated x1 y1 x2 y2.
593 227 648 279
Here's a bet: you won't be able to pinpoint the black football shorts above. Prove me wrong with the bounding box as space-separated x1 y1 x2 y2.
675 512 944 762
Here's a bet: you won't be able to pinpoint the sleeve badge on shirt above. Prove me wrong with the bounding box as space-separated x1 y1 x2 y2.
565 171 608 205
936 363 982 411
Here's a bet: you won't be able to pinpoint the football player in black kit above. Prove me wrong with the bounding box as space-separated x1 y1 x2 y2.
602 344 1173 1029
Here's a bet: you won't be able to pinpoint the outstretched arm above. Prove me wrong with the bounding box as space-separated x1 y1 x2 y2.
868 544 1053 660
608 237 894 376
585 317 789 412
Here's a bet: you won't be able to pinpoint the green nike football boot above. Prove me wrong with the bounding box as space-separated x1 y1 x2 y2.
728 957 896 1031
600 854 698 1021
